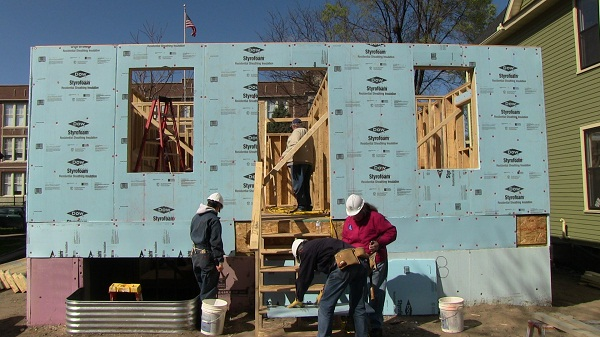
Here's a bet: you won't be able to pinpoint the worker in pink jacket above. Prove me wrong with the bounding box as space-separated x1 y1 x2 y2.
342 194 397 337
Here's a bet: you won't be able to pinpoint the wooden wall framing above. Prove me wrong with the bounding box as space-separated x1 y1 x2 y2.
259 73 330 212
416 75 479 169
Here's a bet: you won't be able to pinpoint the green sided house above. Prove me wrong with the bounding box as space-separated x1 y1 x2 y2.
480 0 600 270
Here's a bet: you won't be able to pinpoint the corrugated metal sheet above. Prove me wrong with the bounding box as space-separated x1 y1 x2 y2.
66 288 197 334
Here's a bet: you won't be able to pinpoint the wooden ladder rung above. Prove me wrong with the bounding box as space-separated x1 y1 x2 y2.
260 284 324 293
260 266 297 273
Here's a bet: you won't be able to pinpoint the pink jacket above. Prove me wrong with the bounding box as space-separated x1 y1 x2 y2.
342 211 397 265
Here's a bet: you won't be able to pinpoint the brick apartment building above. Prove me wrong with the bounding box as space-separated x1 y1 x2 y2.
0 85 27 206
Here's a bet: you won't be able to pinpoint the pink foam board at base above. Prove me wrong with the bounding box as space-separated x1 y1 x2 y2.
27 258 82 326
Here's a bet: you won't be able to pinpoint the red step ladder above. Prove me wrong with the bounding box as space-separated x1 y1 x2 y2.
134 96 186 172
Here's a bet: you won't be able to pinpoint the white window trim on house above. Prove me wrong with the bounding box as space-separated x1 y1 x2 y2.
580 122 600 212
573 0 600 73
3 102 27 127
1 172 25 196
2 137 27 162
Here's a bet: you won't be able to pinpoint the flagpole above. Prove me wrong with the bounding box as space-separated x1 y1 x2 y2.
183 4 187 103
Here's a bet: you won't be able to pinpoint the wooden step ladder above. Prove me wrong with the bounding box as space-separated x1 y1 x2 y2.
251 163 335 336
255 214 332 336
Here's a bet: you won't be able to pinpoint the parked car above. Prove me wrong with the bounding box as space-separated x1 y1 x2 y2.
0 206 25 231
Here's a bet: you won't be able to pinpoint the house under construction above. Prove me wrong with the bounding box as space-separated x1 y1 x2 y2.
26 43 550 333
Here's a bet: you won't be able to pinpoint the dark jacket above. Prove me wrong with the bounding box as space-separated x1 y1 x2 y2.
190 203 225 263
295 237 353 301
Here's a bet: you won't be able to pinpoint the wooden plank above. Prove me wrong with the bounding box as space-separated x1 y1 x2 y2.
249 162 264 250
15 273 27 292
0 258 26 270
260 266 297 273
260 284 324 293
0 270 10 289
549 313 600 333
533 312 600 337
4 271 20 293
12 273 26 292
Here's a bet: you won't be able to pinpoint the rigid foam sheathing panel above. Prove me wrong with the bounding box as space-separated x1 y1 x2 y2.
27 221 198 258
328 44 418 219
412 44 466 67
28 43 549 258
27 258 83 325
28 45 116 223
386 215 516 252
388 246 551 306
384 259 437 315
112 44 204 223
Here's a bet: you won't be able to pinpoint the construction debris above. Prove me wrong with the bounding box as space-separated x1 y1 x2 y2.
0 258 27 293
581 271 600 289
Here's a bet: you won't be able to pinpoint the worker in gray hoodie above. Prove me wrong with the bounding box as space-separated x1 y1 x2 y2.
190 192 225 303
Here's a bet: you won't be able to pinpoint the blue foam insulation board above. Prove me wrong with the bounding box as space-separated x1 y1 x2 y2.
384 259 438 315
27 43 549 258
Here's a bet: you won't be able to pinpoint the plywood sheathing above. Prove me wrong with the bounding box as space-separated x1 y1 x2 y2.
516 215 547 246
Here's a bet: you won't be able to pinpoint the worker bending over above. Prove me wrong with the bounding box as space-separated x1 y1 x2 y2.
288 237 369 337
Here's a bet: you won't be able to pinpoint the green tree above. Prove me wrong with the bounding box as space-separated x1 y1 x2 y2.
267 103 292 133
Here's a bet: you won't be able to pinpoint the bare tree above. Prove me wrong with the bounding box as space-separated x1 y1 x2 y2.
129 21 176 101
261 0 496 94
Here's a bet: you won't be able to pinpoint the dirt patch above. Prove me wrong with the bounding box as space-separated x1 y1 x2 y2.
2 266 600 337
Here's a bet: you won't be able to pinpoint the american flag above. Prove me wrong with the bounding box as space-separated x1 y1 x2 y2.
185 14 197 37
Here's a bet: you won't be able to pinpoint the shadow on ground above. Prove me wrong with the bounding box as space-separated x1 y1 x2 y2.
0 316 27 337
551 266 600 307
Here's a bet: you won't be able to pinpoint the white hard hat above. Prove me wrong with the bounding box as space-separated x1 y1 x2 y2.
207 192 223 206
345 194 364 216
291 239 307 259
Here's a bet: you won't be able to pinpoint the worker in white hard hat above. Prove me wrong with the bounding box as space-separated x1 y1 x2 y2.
342 194 397 337
288 237 369 337
190 192 225 328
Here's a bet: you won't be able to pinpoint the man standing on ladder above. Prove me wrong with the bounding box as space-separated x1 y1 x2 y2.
190 192 225 327
281 118 315 212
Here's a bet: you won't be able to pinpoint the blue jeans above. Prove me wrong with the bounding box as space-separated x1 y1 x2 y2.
192 251 219 328
291 164 312 209
318 261 369 337
369 261 388 331
191 251 219 301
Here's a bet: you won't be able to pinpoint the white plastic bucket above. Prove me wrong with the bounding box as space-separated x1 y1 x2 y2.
201 298 228 336
438 296 464 333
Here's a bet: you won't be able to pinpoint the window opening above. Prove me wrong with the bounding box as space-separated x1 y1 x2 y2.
128 68 194 173
416 68 479 169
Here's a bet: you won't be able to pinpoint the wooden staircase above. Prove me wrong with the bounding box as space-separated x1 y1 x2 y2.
254 212 332 336
252 72 332 336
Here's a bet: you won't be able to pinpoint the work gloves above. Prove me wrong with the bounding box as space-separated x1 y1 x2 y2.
287 299 304 308
316 288 324 305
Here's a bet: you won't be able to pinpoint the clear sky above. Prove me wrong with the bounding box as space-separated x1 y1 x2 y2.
0 0 507 85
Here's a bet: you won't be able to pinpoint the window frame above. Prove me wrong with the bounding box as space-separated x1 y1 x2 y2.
1 172 25 196
2 137 27 162
580 122 600 212
3 102 27 127
574 0 600 73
